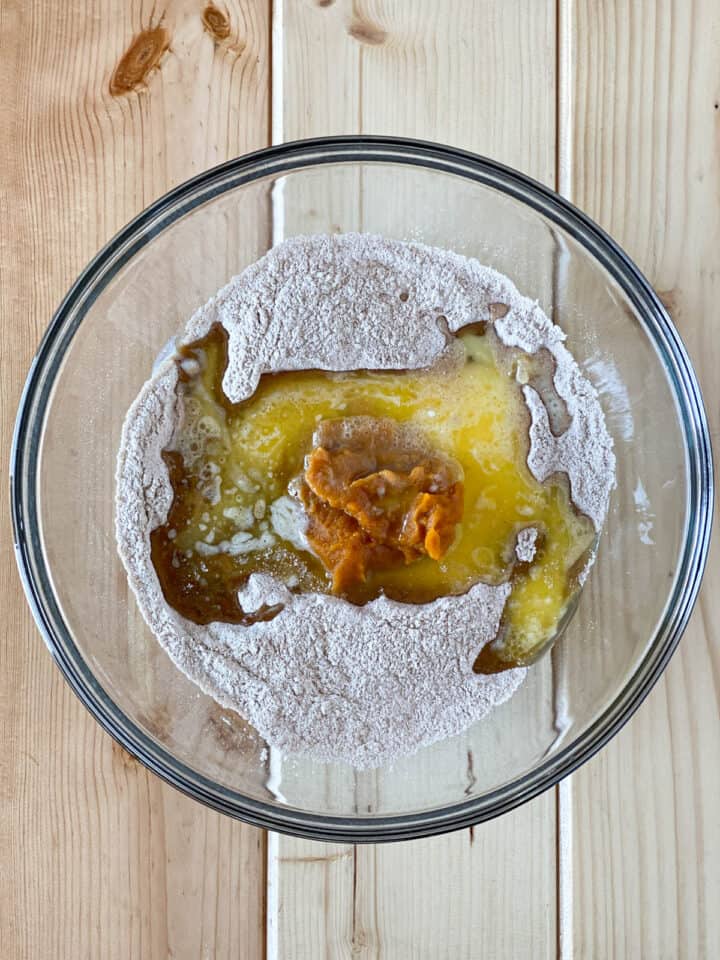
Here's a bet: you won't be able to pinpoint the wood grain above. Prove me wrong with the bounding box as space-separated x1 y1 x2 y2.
567 1 720 957
3 1 720 957
0 1 270 957
271 3 559 957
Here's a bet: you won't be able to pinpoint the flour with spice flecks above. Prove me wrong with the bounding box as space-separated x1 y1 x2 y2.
116 234 615 767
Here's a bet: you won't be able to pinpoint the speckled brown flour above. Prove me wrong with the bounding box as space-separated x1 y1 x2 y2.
116 234 615 767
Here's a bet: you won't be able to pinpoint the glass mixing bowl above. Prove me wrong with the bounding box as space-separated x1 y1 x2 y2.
12 137 713 841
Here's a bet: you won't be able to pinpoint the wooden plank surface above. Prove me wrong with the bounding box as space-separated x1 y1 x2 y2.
270 3 559 958
2 1 719 958
0 2 269 958
567 2 720 957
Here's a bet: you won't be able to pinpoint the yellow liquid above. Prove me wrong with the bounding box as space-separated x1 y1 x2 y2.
151 326 595 670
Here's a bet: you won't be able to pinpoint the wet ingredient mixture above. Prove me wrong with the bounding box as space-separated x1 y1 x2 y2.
150 323 596 670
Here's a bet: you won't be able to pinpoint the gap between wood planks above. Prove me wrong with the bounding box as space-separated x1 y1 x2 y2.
555 2 574 957
266 5 284 957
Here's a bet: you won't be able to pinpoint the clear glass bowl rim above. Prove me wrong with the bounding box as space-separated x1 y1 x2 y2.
11 136 714 842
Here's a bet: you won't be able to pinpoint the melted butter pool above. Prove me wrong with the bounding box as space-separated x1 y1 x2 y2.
151 324 595 670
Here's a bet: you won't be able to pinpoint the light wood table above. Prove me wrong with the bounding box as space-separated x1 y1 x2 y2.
2 2 718 957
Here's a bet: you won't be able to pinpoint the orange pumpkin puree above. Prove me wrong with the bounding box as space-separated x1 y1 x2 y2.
300 416 464 593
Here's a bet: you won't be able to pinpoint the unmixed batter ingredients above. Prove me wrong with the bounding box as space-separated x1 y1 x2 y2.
116 234 615 767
